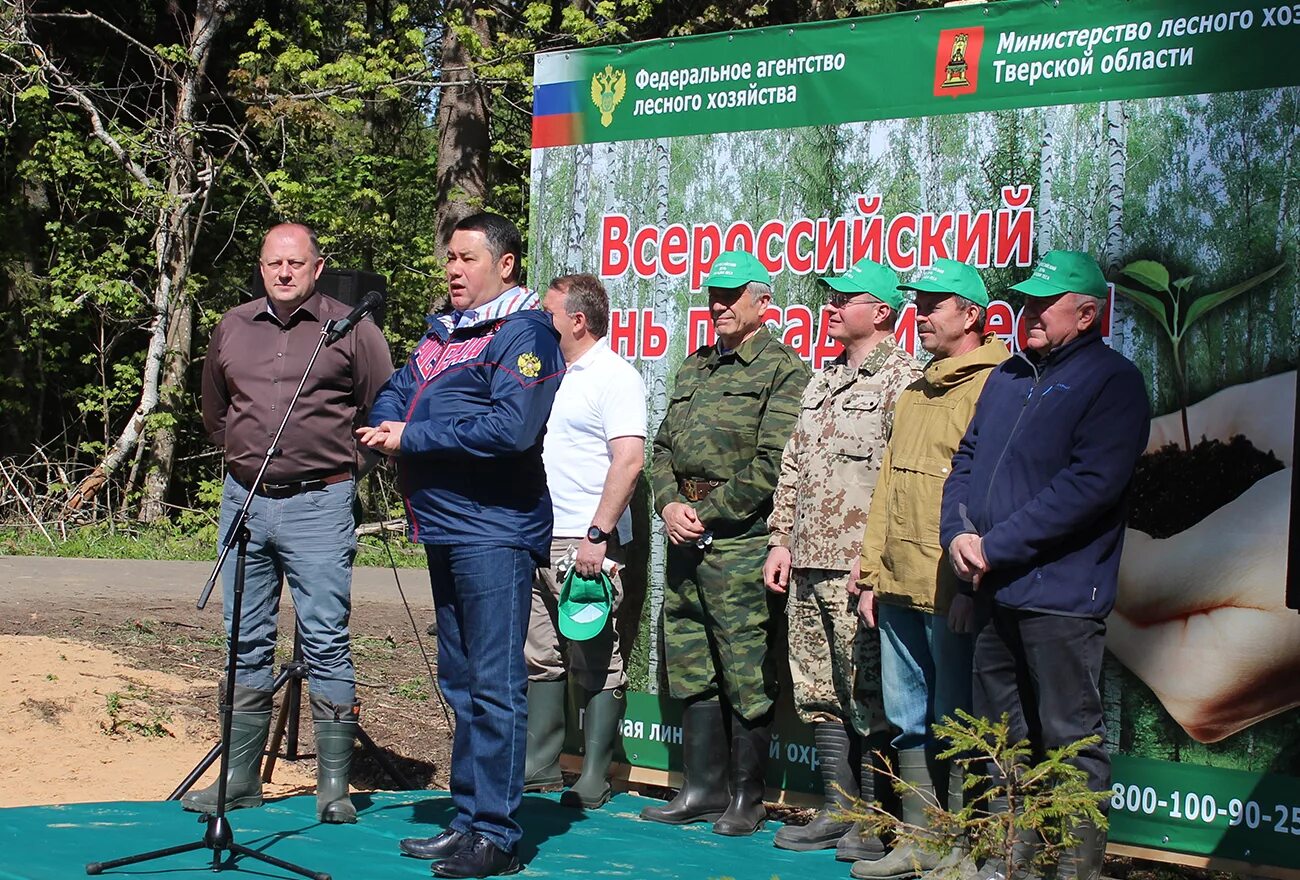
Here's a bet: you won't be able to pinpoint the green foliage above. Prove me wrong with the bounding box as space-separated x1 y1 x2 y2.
844 711 1109 872
394 678 429 702
1115 259 1283 449
101 684 173 738
0 522 426 568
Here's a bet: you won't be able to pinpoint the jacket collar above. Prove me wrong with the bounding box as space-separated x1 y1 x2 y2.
1021 329 1103 374
924 333 1010 389
703 326 774 368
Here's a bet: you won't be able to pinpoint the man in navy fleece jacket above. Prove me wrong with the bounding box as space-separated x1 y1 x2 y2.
939 251 1150 880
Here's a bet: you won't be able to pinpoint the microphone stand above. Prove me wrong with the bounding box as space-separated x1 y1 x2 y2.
85 319 342 880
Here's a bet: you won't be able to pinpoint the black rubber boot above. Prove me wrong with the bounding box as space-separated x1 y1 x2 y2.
1056 819 1106 880
971 788 1043 880
774 721 857 850
561 687 626 809
837 732 890 862
712 709 771 836
920 760 979 880
523 678 568 791
311 693 358 824
640 699 730 824
851 748 942 879
181 684 272 813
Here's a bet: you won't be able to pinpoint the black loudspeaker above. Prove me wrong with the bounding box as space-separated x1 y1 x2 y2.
250 266 388 329
317 268 387 330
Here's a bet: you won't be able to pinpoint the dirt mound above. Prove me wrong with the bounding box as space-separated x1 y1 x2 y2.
0 634 314 807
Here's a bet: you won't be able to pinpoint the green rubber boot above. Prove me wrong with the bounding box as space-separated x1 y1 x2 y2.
311 693 359 824
1055 819 1106 880
561 687 626 809
181 684 272 813
640 699 730 825
851 748 942 879
919 760 979 880
524 678 568 791
774 721 858 850
837 732 890 862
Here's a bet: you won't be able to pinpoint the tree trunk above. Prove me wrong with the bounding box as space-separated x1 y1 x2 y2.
1103 100 1129 273
565 144 594 273
432 0 490 257
138 294 193 522
644 136 672 691
1037 106 1057 255
1099 99 1129 750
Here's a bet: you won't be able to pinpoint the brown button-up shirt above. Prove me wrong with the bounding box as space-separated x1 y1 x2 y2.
201 292 394 485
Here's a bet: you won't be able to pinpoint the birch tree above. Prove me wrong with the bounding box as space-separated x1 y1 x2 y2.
644 135 673 691
1102 100 1129 274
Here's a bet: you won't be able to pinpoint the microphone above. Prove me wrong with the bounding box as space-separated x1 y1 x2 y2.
325 291 383 345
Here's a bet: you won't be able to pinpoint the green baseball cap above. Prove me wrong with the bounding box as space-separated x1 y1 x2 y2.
558 569 614 641
703 250 770 288
821 258 906 310
897 258 989 307
1010 250 1108 299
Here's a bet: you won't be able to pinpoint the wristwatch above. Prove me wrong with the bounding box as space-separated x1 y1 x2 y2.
586 525 611 543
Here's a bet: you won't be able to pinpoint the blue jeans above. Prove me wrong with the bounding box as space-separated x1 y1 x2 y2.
426 544 532 853
878 603 973 751
217 474 358 707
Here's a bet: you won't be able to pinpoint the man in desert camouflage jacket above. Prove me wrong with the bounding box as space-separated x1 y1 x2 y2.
641 250 810 837
764 257 921 861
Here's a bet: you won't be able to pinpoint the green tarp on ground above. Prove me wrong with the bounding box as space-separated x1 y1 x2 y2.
0 792 853 880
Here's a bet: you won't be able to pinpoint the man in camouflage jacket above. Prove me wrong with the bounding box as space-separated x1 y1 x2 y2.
764 257 922 860
641 250 810 837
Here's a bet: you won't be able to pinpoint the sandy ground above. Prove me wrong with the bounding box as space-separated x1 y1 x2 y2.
0 633 316 808
0 555 437 810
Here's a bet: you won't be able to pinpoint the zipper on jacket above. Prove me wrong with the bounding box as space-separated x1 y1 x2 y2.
983 354 1043 513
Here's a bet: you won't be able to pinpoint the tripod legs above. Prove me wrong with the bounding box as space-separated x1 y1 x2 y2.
86 520 327 880
86 815 332 880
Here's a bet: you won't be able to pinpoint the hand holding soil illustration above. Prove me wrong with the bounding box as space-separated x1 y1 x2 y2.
1108 372 1299 744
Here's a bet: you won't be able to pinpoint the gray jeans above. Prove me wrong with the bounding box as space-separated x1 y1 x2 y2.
218 473 357 706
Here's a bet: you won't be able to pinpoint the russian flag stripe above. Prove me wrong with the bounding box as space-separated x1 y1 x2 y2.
533 81 581 117
532 113 581 148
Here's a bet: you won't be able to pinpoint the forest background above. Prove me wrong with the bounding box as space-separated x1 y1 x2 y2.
0 0 945 542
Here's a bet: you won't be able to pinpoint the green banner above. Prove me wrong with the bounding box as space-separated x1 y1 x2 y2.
532 0 1300 872
1111 756 1300 867
534 0 1300 145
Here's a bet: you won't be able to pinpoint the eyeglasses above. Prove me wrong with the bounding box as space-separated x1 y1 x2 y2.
827 293 882 309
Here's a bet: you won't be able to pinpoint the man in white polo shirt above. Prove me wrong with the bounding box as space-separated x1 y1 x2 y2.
525 272 648 809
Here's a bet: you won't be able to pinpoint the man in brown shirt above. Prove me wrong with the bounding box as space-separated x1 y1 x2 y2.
191 222 392 824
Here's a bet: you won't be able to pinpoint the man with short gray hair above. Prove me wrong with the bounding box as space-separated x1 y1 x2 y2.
642 250 809 836
941 250 1150 880
197 222 393 824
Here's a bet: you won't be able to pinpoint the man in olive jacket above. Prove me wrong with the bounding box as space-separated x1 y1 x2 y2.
854 259 1009 880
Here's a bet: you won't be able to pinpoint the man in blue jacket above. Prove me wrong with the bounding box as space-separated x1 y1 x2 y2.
358 212 564 878
939 251 1150 880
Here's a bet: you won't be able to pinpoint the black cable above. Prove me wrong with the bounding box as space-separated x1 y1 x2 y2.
376 531 453 736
